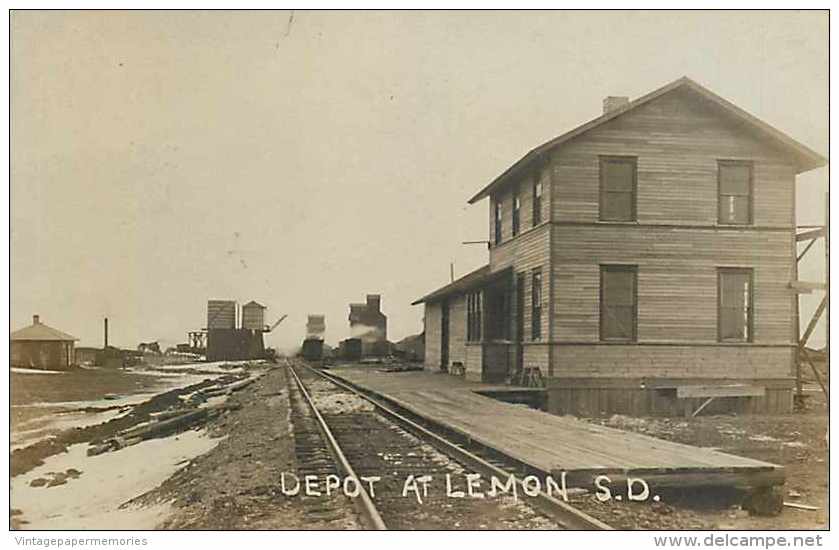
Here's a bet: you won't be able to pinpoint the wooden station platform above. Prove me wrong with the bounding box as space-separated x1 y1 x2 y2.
326 366 784 492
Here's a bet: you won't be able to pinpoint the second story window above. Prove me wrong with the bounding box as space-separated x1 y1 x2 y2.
494 200 503 245
533 180 543 226
599 156 637 222
531 268 542 340
512 194 521 236
718 161 753 225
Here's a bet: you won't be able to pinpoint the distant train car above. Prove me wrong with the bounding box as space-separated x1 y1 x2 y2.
301 338 324 361
338 338 362 361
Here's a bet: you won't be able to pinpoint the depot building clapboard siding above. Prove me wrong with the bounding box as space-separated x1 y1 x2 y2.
413 77 826 416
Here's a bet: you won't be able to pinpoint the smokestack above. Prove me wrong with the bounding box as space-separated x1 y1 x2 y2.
32 314 40 325
603 96 629 114
104 317 109 349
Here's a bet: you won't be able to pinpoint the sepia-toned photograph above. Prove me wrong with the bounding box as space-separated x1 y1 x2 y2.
7 7 830 540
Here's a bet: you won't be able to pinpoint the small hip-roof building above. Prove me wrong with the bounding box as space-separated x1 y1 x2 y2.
11 315 78 370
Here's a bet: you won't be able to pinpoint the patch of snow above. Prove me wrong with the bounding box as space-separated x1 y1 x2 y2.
125 369 193 378
146 360 268 375
719 426 747 437
748 434 780 443
199 394 230 408
11 367 66 375
12 430 225 529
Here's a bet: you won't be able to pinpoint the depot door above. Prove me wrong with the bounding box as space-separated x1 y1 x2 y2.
515 273 525 380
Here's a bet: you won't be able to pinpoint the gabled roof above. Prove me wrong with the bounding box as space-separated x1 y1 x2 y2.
412 265 492 305
469 76 827 204
11 321 78 342
242 300 266 309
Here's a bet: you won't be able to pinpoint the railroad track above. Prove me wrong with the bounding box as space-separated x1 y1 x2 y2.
285 359 611 530
285 364 368 528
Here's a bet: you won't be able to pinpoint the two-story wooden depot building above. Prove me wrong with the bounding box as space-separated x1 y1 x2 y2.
412 77 826 416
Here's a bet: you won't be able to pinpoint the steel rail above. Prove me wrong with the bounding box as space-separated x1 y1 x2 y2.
286 361 388 530
299 362 613 531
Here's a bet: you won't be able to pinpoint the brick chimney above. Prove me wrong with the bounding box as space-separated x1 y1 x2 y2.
603 96 629 114
32 314 40 325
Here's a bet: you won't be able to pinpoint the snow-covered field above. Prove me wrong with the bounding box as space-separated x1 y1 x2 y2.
12 430 225 529
10 360 264 529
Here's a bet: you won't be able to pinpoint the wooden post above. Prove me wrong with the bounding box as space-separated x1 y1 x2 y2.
824 192 829 402
794 232 803 405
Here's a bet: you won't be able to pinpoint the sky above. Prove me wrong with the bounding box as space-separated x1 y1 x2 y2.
10 10 828 351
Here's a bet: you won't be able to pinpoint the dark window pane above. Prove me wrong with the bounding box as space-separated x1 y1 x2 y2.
495 201 503 243
531 270 542 340
733 197 750 223
603 270 635 306
532 311 541 340
512 195 520 235
721 272 749 307
720 307 746 340
602 305 634 340
601 191 633 221
603 160 635 191
719 195 750 224
720 164 751 195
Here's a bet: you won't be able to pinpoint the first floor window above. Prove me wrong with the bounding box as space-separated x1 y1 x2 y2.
600 265 637 341
467 292 482 342
718 268 753 342
531 268 542 340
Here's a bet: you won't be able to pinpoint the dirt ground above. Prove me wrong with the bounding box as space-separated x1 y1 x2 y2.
141 366 561 530
588 390 829 530
137 365 362 529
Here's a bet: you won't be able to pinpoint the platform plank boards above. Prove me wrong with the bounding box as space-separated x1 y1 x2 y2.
328 367 784 489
